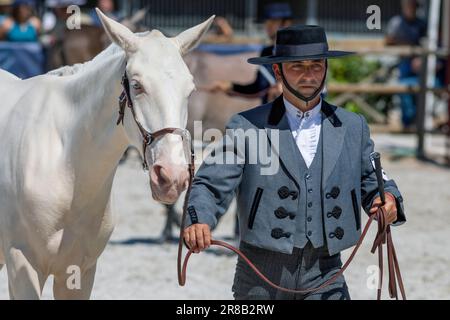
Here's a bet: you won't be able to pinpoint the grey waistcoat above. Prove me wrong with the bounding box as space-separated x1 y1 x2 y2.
293 124 324 249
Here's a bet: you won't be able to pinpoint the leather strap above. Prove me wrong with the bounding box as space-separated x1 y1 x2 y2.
178 196 406 299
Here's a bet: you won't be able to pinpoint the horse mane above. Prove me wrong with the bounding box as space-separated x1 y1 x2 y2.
46 44 123 77
46 31 153 78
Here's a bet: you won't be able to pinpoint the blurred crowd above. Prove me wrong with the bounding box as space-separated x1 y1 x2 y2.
0 0 448 132
0 0 119 43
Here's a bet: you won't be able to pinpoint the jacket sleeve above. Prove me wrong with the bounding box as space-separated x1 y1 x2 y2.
232 70 271 96
359 114 406 226
185 114 245 229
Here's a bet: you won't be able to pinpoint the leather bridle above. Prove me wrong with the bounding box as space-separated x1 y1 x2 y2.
117 70 193 171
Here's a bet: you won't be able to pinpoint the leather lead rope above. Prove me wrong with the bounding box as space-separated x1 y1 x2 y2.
178 201 406 299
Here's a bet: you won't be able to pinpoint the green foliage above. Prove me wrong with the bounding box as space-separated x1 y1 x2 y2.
328 56 380 83
327 56 387 121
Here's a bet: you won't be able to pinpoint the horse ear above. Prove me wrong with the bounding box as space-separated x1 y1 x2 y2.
96 8 138 53
173 15 215 56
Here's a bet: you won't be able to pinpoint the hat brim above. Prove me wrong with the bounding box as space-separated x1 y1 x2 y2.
248 50 355 65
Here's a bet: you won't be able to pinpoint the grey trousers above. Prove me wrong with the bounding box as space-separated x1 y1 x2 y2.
232 241 350 300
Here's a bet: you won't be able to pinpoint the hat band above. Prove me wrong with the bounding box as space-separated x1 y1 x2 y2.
274 42 328 57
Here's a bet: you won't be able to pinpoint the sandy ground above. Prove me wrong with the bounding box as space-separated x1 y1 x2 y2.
0 133 449 300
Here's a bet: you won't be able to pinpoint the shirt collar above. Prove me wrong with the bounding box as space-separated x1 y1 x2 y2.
283 96 322 123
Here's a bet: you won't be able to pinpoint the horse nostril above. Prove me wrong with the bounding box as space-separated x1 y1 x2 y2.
153 165 171 186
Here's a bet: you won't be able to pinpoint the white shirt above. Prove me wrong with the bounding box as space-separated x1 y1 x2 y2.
284 97 322 168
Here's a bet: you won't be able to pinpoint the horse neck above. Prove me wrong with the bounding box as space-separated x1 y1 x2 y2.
66 49 130 197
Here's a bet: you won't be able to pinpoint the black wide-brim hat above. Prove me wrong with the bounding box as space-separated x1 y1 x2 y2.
248 25 355 65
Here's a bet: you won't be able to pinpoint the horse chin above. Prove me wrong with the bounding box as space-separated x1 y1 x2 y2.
150 182 182 205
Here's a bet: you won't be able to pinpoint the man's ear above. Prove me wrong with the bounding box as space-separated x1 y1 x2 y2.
272 64 282 81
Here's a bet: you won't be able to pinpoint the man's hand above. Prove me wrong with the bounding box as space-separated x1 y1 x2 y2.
183 224 212 254
369 192 398 225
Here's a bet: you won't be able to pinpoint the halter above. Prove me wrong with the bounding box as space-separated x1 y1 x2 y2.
117 70 193 171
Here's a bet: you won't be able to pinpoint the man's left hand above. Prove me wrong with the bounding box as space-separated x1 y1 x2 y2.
369 192 398 225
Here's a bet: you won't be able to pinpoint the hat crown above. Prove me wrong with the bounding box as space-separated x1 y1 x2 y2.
263 2 293 20
276 25 328 46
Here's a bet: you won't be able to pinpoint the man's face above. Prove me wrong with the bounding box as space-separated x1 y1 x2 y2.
402 0 417 20
274 59 327 98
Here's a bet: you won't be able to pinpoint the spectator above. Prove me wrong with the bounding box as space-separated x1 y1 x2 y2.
0 0 12 28
385 0 428 131
0 0 41 42
205 2 295 104
89 0 120 26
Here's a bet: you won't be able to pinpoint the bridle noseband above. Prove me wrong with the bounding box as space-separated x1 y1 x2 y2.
117 70 193 171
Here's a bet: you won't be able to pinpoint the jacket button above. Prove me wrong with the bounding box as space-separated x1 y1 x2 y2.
278 186 290 199
307 231 312 236
307 216 312 222
327 206 342 219
275 207 296 220
308 202 313 208
330 187 340 199
271 228 291 239
274 207 288 219
290 191 298 200
329 227 344 240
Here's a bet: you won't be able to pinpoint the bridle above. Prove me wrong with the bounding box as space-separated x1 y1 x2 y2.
117 70 193 171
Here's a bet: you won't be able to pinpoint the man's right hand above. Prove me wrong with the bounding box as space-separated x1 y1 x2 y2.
183 224 212 253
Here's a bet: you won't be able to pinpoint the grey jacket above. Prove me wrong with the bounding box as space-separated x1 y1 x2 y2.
186 96 405 255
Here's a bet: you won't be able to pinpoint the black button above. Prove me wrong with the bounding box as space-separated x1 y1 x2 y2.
305 174 311 180
327 206 342 219
278 186 290 199
290 191 299 200
307 216 312 222
308 202 313 208
274 207 288 219
271 228 291 240
307 231 312 236
330 187 340 199
329 227 344 240
278 187 298 200
308 189 313 193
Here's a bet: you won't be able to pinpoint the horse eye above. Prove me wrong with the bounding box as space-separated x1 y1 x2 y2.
131 80 143 92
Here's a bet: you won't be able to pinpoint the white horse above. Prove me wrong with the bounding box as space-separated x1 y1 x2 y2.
0 9 214 299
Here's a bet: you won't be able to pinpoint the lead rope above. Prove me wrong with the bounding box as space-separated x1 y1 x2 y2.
177 187 406 299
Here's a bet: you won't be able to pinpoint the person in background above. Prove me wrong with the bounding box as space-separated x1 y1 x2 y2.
385 0 430 131
89 0 120 26
205 2 295 104
0 0 40 42
0 0 13 30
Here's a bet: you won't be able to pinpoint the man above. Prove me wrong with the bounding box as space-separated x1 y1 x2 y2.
184 25 406 300
385 0 428 131
207 2 294 104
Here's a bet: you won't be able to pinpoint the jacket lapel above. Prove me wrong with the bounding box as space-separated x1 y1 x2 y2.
321 100 346 185
264 96 303 186
264 97 346 187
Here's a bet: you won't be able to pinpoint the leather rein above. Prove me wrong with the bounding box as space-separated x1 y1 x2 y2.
116 71 405 300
